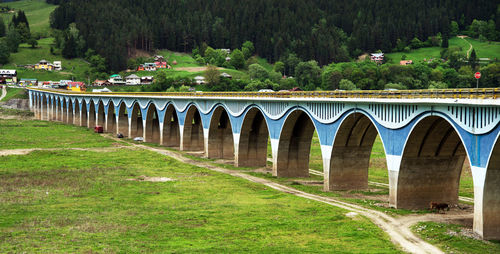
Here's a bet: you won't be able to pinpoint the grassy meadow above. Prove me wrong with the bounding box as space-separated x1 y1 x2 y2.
0 0 56 35
0 117 401 253
386 37 500 63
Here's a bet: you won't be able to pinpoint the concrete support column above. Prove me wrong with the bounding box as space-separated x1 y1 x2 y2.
392 155 464 209
328 146 372 190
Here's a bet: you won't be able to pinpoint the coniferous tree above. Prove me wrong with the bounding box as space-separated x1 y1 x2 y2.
0 18 5 37
62 34 77 58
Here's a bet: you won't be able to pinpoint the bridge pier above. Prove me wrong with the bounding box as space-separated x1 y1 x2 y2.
207 107 234 159
274 110 313 178
235 108 268 167
161 105 180 147
180 106 204 151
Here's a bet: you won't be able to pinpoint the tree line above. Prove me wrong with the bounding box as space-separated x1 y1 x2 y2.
49 0 498 71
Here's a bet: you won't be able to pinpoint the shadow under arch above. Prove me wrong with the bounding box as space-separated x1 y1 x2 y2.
482 132 500 240
275 109 316 177
207 105 234 159
61 98 68 123
74 99 80 125
105 101 116 133
144 103 161 143
96 100 106 127
181 104 204 151
80 100 88 127
67 99 73 124
88 100 96 128
41 94 48 120
117 101 128 136
395 115 469 209
236 107 269 167
129 102 143 138
328 111 382 190
162 104 180 147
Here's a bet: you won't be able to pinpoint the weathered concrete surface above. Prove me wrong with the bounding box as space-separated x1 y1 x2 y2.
481 142 500 240
207 108 234 159
105 102 116 133
162 106 180 147
117 103 128 135
181 106 204 151
328 114 378 190
144 105 160 143
129 104 143 138
274 111 313 177
88 102 96 128
236 108 268 167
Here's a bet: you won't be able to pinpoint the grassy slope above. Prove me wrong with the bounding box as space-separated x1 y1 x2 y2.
0 1 91 81
386 37 500 63
0 118 400 253
0 0 56 35
0 87 27 102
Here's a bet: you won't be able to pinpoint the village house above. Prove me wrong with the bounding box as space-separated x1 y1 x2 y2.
109 74 126 85
137 64 145 71
125 74 141 85
53 61 62 71
140 76 154 85
144 63 157 71
400 60 413 65
370 53 384 63
67 81 86 92
0 69 17 84
19 78 38 86
92 79 110 86
194 76 206 85
155 61 168 69
35 60 54 71
220 72 232 79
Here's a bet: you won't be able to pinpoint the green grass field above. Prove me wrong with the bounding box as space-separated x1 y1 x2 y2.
157 50 200 68
412 222 500 253
0 119 116 149
386 37 500 63
0 87 27 102
0 0 56 35
0 117 401 253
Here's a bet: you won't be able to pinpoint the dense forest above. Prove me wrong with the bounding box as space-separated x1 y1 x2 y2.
49 0 499 71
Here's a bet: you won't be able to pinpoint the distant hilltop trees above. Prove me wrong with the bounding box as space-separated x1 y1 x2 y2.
49 0 498 71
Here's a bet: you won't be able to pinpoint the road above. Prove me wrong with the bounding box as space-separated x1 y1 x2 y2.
0 85 6 101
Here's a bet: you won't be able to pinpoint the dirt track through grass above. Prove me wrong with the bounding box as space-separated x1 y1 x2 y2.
111 136 445 254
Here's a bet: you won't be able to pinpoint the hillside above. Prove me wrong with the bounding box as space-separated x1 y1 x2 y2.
386 37 500 63
0 0 56 35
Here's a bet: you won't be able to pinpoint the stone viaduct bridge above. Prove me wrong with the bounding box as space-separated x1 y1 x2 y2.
28 88 500 240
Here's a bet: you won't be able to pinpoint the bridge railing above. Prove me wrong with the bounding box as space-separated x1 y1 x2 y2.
28 88 500 99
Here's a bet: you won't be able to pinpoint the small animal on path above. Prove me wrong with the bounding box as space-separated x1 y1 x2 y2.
430 202 450 213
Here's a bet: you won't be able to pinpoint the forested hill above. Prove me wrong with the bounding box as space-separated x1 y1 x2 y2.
51 0 498 71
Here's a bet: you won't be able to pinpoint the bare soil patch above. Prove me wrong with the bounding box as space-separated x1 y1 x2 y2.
126 175 175 182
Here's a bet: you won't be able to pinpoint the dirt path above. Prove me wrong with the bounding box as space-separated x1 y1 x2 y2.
108 137 447 254
0 146 131 156
458 35 473 58
0 86 6 101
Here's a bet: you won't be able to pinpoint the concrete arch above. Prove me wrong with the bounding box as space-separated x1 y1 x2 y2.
41 94 48 120
74 100 80 125
129 102 143 138
236 107 269 167
88 101 96 128
117 102 128 136
181 104 204 151
144 103 161 143
207 106 234 159
80 101 88 127
96 100 106 127
328 111 382 190
67 99 74 124
395 115 468 209
481 132 500 240
105 101 116 133
61 98 68 123
274 109 316 177
162 104 180 147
